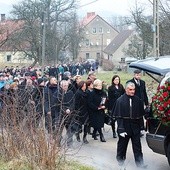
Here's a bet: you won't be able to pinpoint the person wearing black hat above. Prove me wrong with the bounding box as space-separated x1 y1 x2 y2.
127 69 149 137
37 78 44 85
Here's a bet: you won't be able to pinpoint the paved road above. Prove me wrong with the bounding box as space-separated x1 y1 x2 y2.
65 125 169 170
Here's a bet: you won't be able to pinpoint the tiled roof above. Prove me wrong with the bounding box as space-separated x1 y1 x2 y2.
0 19 25 51
80 12 97 26
104 29 134 55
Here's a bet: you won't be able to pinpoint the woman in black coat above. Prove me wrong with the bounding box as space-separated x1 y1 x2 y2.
88 79 107 142
108 75 125 138
74 80 89 144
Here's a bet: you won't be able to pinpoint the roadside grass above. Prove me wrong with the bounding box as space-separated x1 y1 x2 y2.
0 159 94 170
84 70 154 86
83 70 158 102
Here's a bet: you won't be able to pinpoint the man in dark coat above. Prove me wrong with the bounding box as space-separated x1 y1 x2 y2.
113 82 147 168
44 77 58 136
32 78 46 128
127 69 149 106
127 69 149 136
57 80 75 147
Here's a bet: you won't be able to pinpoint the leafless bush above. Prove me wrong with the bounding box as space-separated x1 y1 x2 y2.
102 59 114 71
0 88 74 170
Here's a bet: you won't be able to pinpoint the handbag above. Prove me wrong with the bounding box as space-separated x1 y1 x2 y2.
104 113 114 125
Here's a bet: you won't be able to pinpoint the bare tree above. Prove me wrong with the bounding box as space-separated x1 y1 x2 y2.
124 2 153 59
109 15 129 32
124 0 170 58
67 13 84 61
5 0 78 66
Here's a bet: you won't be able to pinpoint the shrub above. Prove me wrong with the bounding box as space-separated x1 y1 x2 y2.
102 59 114 71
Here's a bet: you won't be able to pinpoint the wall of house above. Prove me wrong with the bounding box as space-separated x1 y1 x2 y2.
0 51 33 65
107 38 131 69
79 15 119 61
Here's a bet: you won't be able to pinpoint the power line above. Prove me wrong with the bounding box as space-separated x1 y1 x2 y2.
79 0 99 8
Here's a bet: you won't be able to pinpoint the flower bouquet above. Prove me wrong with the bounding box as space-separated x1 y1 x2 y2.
152 78 170 126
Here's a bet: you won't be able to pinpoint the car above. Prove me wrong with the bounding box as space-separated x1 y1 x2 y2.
86 58 96 64
129 55 170 166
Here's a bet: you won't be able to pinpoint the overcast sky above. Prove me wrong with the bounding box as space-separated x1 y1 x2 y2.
0 0 152 19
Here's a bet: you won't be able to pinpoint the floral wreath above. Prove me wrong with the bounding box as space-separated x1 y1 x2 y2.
152 78 170 126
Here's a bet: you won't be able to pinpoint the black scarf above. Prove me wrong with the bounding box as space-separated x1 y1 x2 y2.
113 94 145 119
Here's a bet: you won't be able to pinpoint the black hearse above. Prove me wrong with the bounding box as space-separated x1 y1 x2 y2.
129 55 170 165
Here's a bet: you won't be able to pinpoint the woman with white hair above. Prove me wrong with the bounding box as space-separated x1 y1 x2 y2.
87 79 107 142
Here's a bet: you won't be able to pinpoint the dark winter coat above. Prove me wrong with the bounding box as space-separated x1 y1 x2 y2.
75 89 89 125
113 93 145 135
32 86 45 114
57 88 75 127
44 84 58 115
127 78 148 106
108 84 125 113
88 88 107 129
70 80 79 94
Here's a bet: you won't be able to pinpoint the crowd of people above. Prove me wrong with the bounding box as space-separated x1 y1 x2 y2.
0 64 149 169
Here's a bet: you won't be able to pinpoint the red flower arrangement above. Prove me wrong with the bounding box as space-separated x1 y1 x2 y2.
152 79 170 126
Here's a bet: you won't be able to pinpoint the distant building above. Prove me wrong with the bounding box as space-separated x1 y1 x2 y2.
0 14 33 66
79 12 119 61
103 29 134 66
79 12 135 67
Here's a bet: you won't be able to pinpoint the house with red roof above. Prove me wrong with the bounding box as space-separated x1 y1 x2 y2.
78 12 136 68
79 12 119 61
0 14 33 66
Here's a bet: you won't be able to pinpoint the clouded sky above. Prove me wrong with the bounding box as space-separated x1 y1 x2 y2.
0 0 152 18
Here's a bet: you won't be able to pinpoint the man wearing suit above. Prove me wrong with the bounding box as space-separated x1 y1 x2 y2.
127 69 149 136
113 82 147 168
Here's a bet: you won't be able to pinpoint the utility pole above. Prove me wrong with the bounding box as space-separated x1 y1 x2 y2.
41 11 46 69
153 0 159 59
101 33 103 65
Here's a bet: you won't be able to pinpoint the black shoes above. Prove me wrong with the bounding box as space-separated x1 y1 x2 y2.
92 134 98 140
100 134 106 142
113 132 117 138
76 133 81 142
83 136 89 144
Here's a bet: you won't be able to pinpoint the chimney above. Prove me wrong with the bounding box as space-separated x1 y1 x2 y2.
1 14 5 22
87 12 95 18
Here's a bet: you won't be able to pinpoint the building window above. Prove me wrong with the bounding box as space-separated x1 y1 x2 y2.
128 44 132 49
107 39 111 45
92 28 96 33
86 53 90 59
96 52 100 59
85 39 90 46
107 29 110 33
7 55 11 62
121 58 125 63
99 27 103 33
